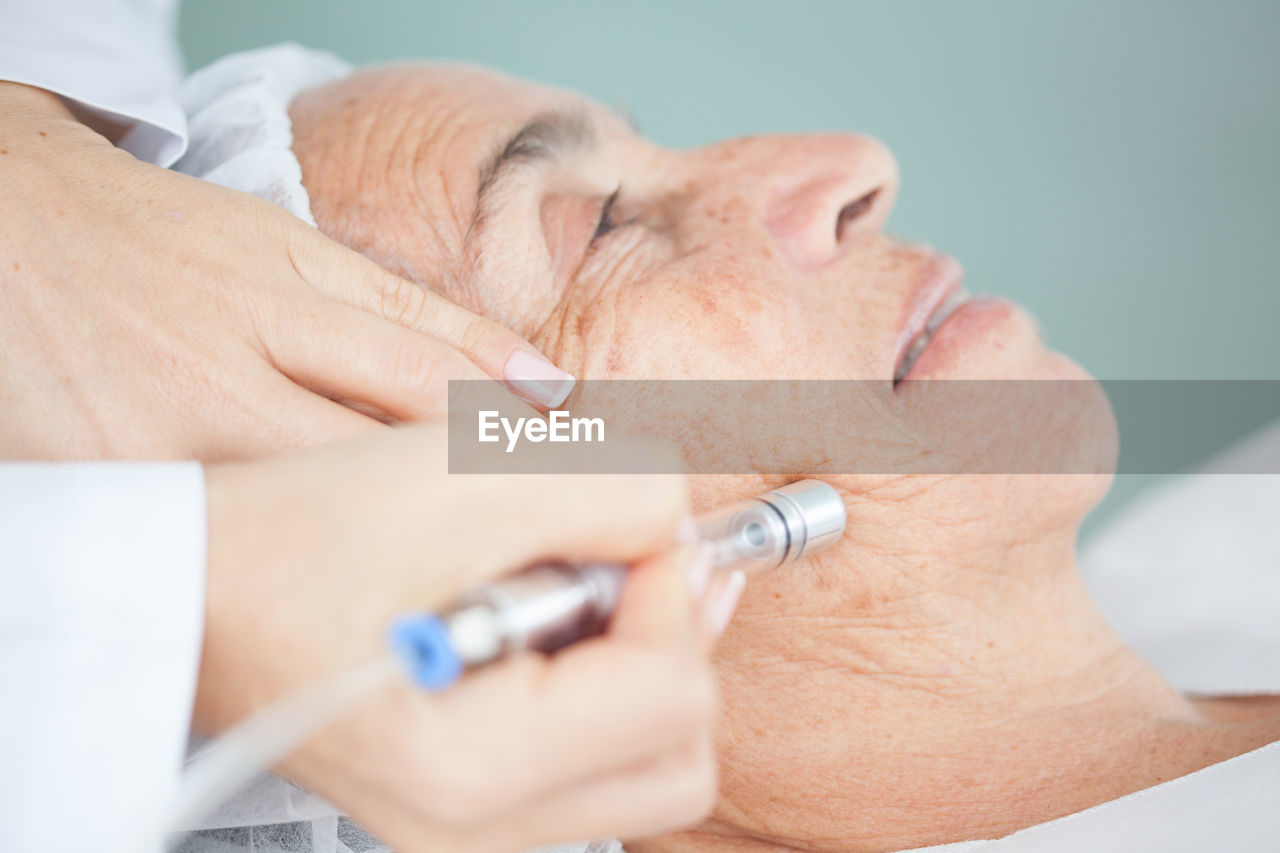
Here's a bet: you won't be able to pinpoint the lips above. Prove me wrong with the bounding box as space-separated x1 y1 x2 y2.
893 253 969 385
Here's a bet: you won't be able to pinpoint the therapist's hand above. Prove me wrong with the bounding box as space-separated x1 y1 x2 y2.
201 426 725 852
0 82 572 461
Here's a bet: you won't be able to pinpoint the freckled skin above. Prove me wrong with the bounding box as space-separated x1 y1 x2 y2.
290 64 1280 852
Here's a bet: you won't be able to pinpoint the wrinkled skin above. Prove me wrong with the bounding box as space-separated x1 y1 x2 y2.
289 65 1280 851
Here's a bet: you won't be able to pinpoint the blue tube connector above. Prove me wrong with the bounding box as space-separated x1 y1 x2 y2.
388 613 463 691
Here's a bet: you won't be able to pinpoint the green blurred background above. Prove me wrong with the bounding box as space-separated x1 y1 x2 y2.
179 0 1279 525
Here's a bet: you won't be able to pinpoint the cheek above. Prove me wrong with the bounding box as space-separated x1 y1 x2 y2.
578 272 816 380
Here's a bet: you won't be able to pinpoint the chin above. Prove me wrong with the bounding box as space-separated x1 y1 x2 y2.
987 342 1119 537
894 298 1117 524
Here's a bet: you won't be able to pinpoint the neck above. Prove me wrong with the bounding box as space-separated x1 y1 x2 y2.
633 527 1280 853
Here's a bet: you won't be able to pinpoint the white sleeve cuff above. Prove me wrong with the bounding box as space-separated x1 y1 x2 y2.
0 461 207 850
0 0 187 165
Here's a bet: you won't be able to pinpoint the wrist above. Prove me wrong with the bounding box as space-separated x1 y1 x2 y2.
196 463 258 733
0 81 121 158
0 80 72 117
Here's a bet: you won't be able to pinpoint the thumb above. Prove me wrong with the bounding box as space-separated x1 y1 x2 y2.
608 545 708 650
436 433 692 591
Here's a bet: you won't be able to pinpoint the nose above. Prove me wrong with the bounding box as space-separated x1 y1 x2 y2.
700 133 899 271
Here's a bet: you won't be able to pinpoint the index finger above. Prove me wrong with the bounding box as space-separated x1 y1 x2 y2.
433 436 690 595
288 229 575 409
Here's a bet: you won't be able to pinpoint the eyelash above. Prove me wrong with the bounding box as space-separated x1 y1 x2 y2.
591 187 623 243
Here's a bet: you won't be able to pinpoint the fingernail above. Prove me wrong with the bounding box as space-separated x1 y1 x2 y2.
503 351 576 408
685 543 714 598
676 513 701 545
706 570 746 636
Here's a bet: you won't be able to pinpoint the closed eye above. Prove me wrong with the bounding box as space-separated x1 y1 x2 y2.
592 187 623 243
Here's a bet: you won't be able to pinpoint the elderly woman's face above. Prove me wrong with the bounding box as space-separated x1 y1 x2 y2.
293 62 1110 560
292 65 1081 388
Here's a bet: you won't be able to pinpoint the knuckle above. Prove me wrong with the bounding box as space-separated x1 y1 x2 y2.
684 755 720 820
654 661 718 737
377 273 433 331
682 665 719 730
246 198 299 265
393 340 445 399
455 315 496 359
605 472 689 537
660 750 720 829
634 470 691 520
657 471 692 515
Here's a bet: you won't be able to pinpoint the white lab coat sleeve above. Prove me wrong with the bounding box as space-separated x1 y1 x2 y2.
0 462 206 852
0 0 187 165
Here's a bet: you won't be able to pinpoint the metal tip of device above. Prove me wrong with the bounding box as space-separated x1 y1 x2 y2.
767 480 847 560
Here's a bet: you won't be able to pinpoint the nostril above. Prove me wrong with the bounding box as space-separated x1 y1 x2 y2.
835 189 880 243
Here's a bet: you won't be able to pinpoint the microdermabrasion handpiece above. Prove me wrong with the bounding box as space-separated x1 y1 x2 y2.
694 479 848 577
390 480 847 690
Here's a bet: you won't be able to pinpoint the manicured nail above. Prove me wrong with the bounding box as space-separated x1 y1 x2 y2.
503 350 576 408
676 513 701 545
706 570 746 636
685 543 714 597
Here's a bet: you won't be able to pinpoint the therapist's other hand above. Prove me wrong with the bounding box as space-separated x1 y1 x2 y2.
201 426 721 851
0 82 571 461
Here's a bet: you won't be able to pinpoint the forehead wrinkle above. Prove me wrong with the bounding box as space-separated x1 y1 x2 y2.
366 89 421 199
411 104 480 262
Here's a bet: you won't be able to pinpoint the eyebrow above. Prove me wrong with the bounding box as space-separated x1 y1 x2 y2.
469 110 597 238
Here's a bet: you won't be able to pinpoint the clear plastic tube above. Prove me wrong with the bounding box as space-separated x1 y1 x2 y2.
144 654 401 853
695 497 794 576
